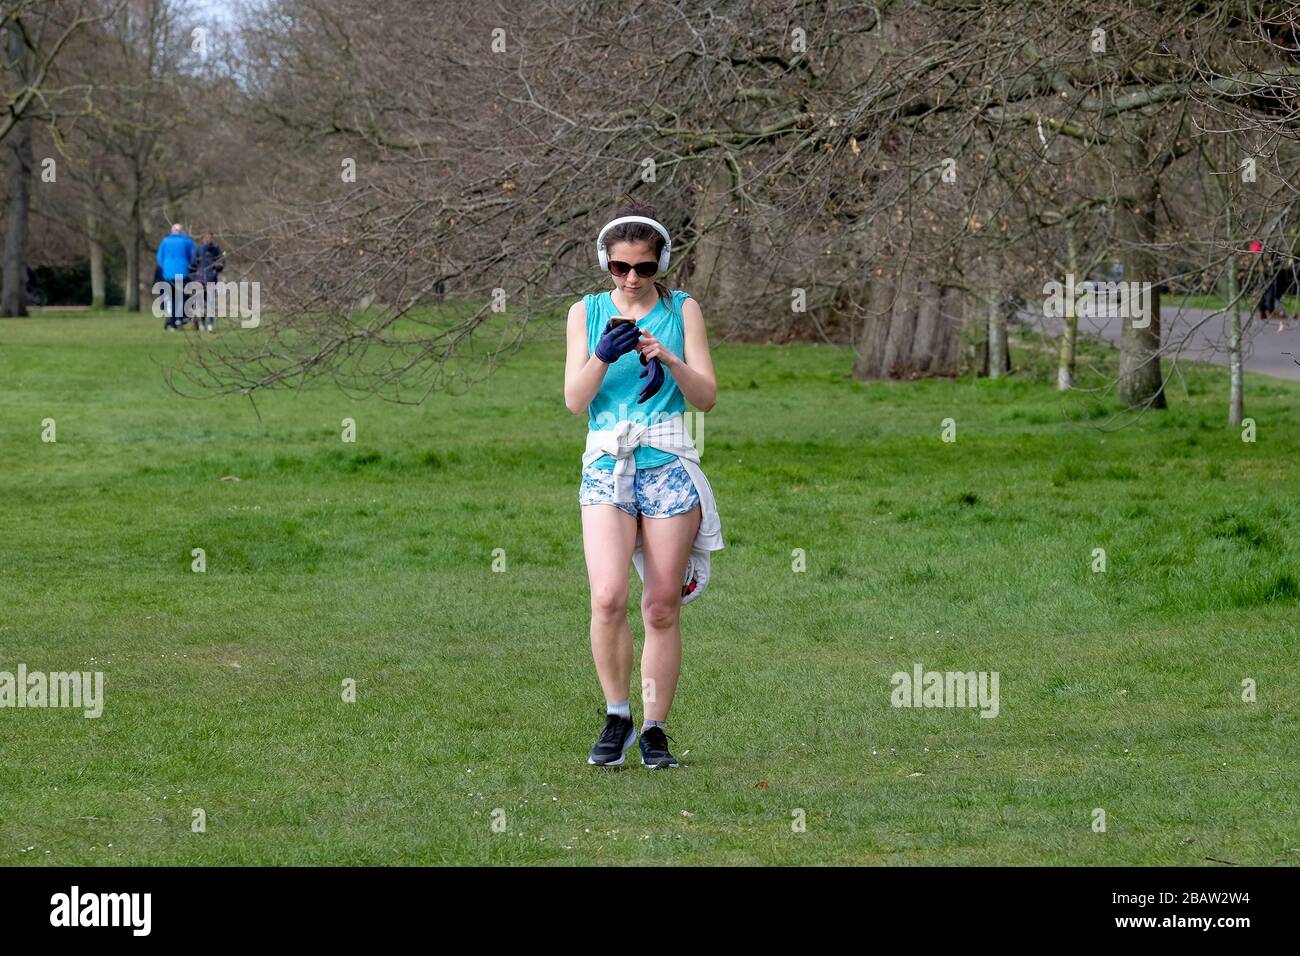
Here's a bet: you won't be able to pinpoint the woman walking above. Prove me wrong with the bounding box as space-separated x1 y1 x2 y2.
191 233 225 332
563 200 723 768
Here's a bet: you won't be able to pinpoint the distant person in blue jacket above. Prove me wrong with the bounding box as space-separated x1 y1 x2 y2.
157 224 195 330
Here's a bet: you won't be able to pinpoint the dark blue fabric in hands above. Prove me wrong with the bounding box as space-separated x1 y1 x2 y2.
595 319 642 364
637 356 664 403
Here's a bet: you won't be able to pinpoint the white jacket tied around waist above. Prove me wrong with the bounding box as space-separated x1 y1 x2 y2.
582 413 723 604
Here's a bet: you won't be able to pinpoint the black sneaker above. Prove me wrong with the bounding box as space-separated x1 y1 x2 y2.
588 713 637 766
639 726 679 768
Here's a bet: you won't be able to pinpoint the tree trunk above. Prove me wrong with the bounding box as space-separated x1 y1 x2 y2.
1057 225 1079 390
987 293 1006 378
1 22 32 317
853 261 967 379
1228 305 1243 426
1217 148 1244 427
125 231 141 312
1224 228 1243 426
982 248 1009 378
87 208 106 310
689 161 753 335
1116 121 1165 409
125 195 142 312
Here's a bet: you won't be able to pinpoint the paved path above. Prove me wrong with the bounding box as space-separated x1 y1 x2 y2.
1022 304 1300 381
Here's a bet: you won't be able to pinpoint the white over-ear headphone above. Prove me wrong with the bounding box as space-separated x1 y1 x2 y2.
596 216 672 274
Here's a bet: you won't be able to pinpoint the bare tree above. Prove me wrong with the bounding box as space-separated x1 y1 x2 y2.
0 0 101 144
2 15 33 315
1 0 110 315
138 0 1300 412
54 0 214 311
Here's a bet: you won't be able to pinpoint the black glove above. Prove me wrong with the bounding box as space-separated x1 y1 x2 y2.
594 319 641 364
637 357 664 403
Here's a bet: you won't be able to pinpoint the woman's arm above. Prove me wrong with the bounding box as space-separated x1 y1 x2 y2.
564 299 611 416
640 296 716 412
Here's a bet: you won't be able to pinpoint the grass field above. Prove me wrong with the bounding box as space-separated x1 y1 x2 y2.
1 309 1297 866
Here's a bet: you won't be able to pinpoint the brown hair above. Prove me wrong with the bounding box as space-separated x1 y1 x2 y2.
602 197 672 306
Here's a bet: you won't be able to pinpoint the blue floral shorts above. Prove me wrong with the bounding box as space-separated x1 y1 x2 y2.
579 459 701 518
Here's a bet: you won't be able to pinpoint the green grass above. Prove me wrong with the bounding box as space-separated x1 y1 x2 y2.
1 309 1297 866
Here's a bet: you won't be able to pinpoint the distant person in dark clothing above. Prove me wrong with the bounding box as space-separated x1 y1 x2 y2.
1251 249 1297 330
152 263 166 326
25 265 45 307
1256 271 1283 326
1276 266 1298 329
157 224 195 330
191 233 224 332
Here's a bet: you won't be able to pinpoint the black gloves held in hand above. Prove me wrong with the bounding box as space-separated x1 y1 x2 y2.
637 357 664 403
594 319 641 364
595 318 665 403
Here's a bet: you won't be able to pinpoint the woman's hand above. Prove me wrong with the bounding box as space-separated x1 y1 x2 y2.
635 329 680 369
594 318 642 364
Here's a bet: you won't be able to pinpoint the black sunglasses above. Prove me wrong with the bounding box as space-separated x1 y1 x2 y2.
608 259 659 278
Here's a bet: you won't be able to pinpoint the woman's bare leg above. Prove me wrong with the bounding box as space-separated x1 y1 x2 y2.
638 504 701 722
581 504 639 702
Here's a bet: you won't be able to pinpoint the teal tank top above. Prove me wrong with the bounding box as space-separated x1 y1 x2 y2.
584 288 690 471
